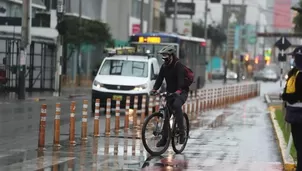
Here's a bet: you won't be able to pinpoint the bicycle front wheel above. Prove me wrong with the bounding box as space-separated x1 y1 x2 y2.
141 112 171 156
171 113 190 154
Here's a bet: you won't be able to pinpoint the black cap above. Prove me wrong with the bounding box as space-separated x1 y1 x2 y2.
287 46 302 56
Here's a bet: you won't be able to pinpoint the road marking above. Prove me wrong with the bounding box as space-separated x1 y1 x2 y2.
0 156 75 170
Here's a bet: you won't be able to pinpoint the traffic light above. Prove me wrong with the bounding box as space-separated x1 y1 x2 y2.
245 54 249 61
210 0 221 3
240 55 244 62
264 48 271 61
255 56 259 64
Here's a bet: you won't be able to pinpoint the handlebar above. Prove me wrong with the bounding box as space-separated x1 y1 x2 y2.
150 91 174 97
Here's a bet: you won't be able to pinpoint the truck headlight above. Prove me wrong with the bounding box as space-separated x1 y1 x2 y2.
133 84 147 91
93 80 103 88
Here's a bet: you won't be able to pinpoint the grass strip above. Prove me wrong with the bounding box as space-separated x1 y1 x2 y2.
274 108 297 161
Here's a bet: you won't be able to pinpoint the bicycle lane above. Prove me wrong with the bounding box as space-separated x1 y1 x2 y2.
0 96 283 171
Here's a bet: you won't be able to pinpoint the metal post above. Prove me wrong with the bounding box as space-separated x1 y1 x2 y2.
76 0 82 86
223 0 232 84
172 0 178 32
54 0 64 97
204 0 210 82
18 0 32 99
148 0 154 32
253 21 259 57
140 0 144 33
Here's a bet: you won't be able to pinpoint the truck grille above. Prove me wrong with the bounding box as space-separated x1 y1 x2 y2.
103 84 135 91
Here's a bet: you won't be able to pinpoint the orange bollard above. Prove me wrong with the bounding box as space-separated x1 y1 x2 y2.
155 95 160 111
187 93 191 114
148 96 154 117
81 100 88 141
124 96 130 130
133 96 138 128
93 99 100 137
105 98 111 135
115 99 120 132
38 104 47 150
141 95 147 126
53 103 61 147
69 101 76 145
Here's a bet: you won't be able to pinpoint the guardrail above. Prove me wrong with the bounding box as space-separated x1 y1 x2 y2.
37 82 260 150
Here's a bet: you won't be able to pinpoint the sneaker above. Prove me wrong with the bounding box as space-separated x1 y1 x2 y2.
179 133 186 144
156 138 167 147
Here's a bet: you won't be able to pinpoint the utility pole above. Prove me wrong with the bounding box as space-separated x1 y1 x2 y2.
140 0 144 33
253 21 259 58
172 0 178 32
223 0 232 84
76 0 82 86
18 0 32 99
148 0 154 32
204 0 209 82
54 0 64 97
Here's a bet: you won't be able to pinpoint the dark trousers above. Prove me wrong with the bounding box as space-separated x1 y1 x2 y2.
162 91 188 138
292 123 302 171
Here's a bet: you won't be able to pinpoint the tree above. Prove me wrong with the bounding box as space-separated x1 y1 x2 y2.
57 16 112 45
192 20 226 56
293 1 302 32
56 15 113 74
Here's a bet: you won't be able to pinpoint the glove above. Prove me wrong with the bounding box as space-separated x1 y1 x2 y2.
150 89 157 96
174 90 182 95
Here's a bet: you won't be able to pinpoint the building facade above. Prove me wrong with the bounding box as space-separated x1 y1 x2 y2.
105 0 152 44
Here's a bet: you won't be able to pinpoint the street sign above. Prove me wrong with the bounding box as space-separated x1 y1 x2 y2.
275 36 291 50
278 53 287 62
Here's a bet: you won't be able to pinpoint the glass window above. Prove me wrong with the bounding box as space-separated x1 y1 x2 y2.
99 59 148 78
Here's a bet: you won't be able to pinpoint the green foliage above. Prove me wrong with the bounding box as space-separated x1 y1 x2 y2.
275 108 297 161
293 1 302 33
57 16 112 45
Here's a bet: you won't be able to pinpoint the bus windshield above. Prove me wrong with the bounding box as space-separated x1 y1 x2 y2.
99 59 148 78
130 44 177 55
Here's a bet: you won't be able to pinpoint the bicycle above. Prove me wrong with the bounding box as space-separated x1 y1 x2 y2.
141 92 190 156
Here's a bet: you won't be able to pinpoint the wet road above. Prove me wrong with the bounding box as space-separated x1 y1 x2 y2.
0 82 283 170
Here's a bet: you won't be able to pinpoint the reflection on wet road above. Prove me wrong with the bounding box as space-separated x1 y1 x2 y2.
0 95 283 171
0 82 285 170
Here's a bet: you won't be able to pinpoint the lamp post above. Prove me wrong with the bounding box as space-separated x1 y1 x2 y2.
53 0 64 97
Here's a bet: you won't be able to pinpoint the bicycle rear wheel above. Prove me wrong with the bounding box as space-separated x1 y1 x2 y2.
171 113 189 154
141 112 170 156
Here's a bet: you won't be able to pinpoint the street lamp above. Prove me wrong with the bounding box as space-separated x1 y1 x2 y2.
53 0 65 97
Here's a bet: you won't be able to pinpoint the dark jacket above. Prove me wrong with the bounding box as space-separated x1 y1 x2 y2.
284 67 302 124
153 59 189 93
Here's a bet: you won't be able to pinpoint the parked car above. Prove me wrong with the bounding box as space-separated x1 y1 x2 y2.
226 70 238 80
253 69 279 82
212 69 224 80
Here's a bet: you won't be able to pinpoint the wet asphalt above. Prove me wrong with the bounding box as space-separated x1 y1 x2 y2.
0 82 284 171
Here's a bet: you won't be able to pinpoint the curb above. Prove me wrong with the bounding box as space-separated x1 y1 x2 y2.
269 106 296 171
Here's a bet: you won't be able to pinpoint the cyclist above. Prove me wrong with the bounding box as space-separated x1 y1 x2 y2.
150 45 189 147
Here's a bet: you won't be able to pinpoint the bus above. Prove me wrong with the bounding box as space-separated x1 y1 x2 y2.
129 32 207 89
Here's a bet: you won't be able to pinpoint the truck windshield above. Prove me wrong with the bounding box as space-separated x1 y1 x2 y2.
99 59 148 78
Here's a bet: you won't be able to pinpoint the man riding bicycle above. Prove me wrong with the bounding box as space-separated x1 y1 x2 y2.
150 45 189 147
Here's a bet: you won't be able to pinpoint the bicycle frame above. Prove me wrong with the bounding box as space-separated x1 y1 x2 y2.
155 93 176 133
